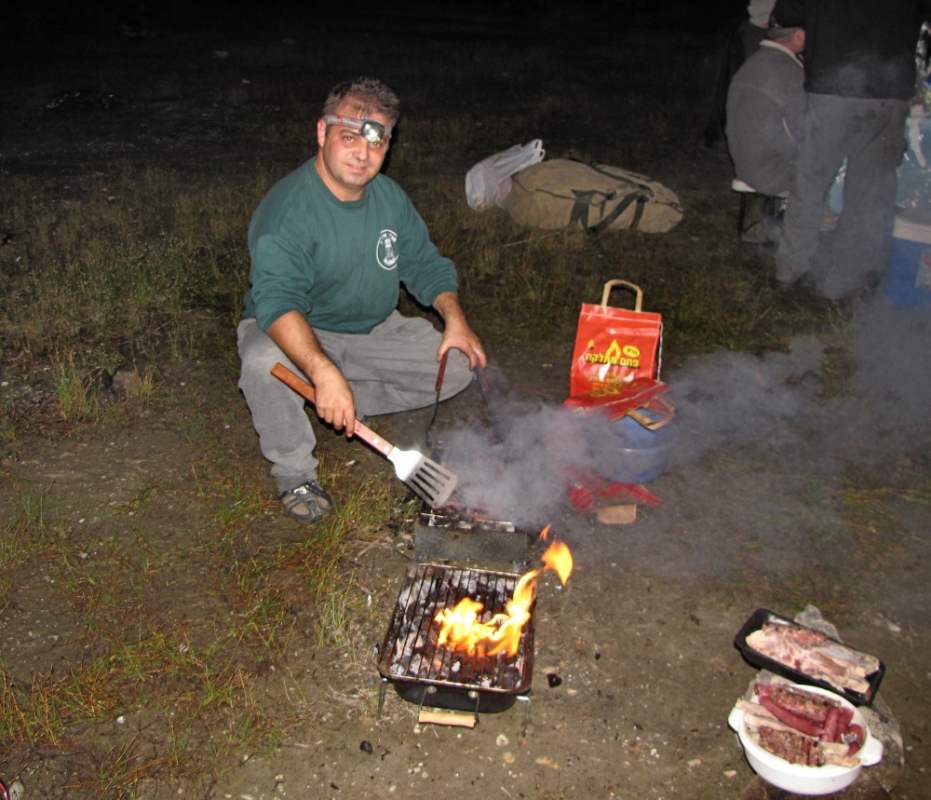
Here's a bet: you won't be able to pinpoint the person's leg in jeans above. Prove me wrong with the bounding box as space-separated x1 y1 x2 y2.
823 98 907 300
238 312 473 502
238 318 321 495
315 312 473 418
776 94 850 285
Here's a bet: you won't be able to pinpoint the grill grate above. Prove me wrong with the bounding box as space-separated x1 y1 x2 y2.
378 564 534 695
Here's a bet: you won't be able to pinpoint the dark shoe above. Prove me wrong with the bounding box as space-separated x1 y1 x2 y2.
279 481 333 524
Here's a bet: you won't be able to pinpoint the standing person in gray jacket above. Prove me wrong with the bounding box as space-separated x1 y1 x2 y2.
773 0 931 300
238 77 486 523
727 9 807 197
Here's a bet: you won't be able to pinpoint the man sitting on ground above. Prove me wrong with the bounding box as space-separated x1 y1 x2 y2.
237 77 486 523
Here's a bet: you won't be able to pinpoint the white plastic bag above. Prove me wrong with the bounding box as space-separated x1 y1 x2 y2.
465 139 545 211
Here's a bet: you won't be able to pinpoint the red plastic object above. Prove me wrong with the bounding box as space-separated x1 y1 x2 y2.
566 469 662 515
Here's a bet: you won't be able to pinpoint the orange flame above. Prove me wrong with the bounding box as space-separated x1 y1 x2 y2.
541 539 573 586
434 529 573 659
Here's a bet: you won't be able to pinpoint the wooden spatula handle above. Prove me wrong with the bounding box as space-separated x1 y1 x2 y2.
270 363 394 456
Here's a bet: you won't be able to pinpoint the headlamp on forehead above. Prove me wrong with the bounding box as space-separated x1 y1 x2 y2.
322 114 392 144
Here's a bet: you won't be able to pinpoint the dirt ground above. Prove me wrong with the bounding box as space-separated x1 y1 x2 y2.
1 4 930 799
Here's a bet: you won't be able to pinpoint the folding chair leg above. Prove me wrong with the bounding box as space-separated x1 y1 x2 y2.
737 193 748 236
762 195 776 221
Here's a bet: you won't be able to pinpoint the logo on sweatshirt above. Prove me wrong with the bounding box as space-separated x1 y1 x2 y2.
377 229 399 270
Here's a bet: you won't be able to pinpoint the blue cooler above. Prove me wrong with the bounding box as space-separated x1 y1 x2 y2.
886 211 931 312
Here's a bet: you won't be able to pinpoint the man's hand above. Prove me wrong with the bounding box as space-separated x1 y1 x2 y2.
268 310 357 436
433 291 487 370
307 362 357 435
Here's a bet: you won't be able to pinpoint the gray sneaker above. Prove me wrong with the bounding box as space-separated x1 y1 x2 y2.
279 481 333 524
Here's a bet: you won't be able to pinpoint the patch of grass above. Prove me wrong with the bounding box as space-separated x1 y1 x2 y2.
724 572 853 623
49 352 157 429
840 478 931 543
0 417 16 444
314 580 356 648
0 410 406 793
0 416 400 796
112 483 161 516
80 739 154 798
0 168 260 361
0 484 53 616
54 352 94 423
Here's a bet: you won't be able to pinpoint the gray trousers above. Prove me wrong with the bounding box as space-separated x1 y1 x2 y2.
237 312 474 493
776 93 907 299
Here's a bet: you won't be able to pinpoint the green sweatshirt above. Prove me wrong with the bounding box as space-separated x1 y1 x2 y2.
243 160 458 334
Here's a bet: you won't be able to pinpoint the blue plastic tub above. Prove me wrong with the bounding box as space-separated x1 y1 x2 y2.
589 409 678 484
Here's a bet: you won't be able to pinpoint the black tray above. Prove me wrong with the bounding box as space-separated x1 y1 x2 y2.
734 608 885 706
390 680 521 714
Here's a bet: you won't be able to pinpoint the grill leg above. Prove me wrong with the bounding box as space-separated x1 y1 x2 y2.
518 693 532 737
416 686 429 718
377 678 389 719
737 192 749 236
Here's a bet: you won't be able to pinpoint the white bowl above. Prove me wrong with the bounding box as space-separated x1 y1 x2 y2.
728 683 884 796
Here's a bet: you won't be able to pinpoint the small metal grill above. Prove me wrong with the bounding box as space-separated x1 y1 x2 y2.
377 563 535 713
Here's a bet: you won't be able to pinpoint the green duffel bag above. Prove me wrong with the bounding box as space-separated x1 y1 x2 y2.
502 159 683 233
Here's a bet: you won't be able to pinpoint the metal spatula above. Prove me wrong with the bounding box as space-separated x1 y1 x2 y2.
271 363 458 508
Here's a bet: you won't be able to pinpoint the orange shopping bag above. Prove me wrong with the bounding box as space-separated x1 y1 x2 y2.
566 280 672 425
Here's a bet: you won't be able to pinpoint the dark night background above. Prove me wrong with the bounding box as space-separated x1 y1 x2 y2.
0 0 752 177
2 1 749 53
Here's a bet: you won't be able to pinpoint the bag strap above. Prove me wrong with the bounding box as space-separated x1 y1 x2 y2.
589 191 647 234
568 157 658 199
569 189 647 233
586 162 655 193
600 279 644 311
569 189 606 228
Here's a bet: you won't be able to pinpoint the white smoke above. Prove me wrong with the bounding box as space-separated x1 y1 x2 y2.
579 295 931 616
434 295 931 619
441 395 620 530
